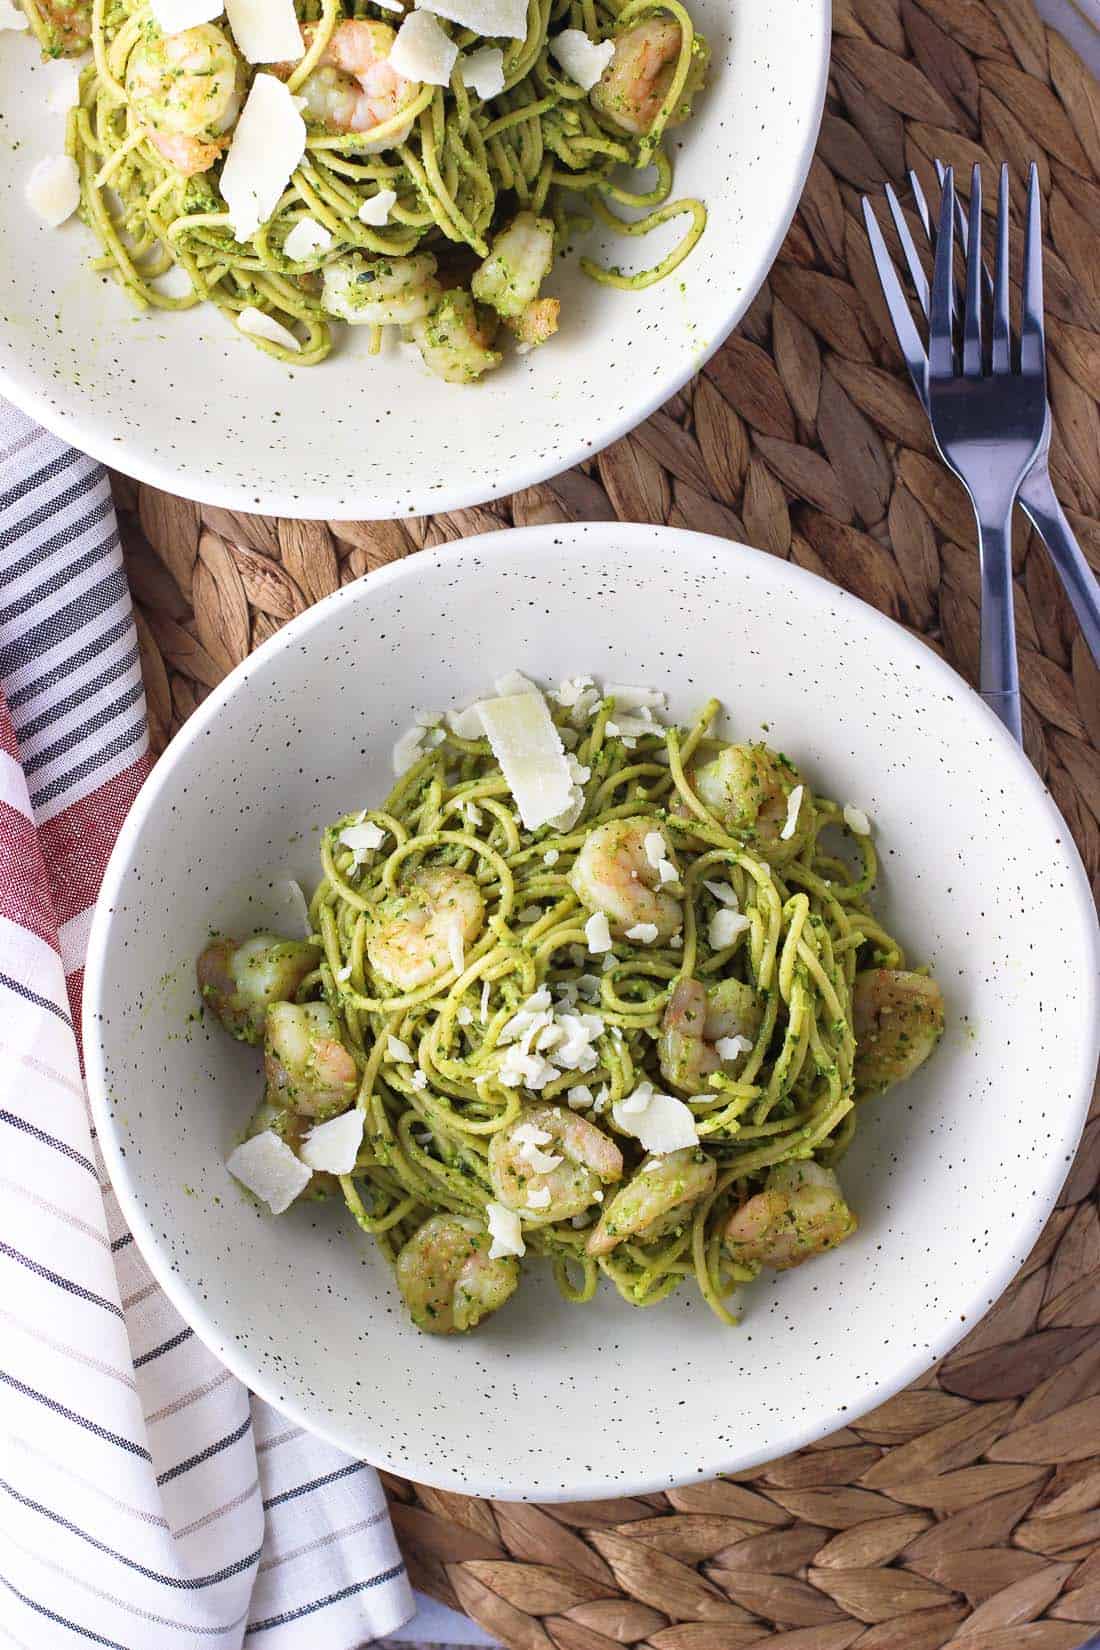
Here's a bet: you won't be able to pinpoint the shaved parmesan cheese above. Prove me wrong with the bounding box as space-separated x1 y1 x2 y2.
457 1004 474 1025
480 979 491 1022
606 683 667 714
358 187 397 226
643 832 667 869
567 1085 593 1109
709 908 750 949
238 306 301 352
463 802 483 827
41 58 80 111
716 1034 753 1061
625 922 658 945
224 0 302 61
388 1035 414 1064
494 669 539 696
221 74 305 242
0 0 28 28
227 1130 311 1213
300 1108 364 1174
486 1201 525 1258
283 216 332 261
269 878 312 939
417 0 525 39
780 784 804 841
703 878 738 907
612 1082 698 1154
410 1069 428 1091
584 911 612 955
498 1044 557 1090
393 724 425 775
446 920 465 976
447 701 484 738
459 44 504 97
476 690 573 830
526 1184 552 1210
844 804 871 836
543 848 559 866
151 264 195 300
26 155 79 227
338 820 386 856
150 0 220 32
549 28 614 89
391 10 458 85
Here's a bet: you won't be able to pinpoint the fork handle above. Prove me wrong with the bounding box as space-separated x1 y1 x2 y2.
976 513 1024 745
1019 482 1100 670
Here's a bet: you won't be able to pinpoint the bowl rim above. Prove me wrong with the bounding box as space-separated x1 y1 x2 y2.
83 521 1100 1499
0 2 831 521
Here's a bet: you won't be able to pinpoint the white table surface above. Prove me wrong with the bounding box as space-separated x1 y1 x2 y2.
378 6 1097 1643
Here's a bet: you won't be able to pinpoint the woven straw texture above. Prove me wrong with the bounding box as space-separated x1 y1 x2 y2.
111 0 1100 1640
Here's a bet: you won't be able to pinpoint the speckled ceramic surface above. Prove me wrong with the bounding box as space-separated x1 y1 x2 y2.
84 525 1100 1500
0 2 828 520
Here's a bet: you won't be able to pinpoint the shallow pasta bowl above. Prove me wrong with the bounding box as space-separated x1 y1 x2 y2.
84 522 1100 1499
0 0 828 519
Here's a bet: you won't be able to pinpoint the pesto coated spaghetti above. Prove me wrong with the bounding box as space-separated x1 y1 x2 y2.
200 674 946 1335
29 0 709 373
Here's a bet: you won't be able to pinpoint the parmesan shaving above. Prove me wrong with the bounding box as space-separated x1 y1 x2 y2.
25 156 80 227
458 44 505 98
417 0 526 39
149 0 220 32
612 1082 699 1155
391 11 459 85
476 690 573 830
226 1131 311 1213
237 307 301 353
220 75 306 242
283 217 332 261
300 1109 364 1174
844 804 871 836
780 784 804 841
224 0 303 63
486 1201 525 1258
548 28 614 89
358 188 397 225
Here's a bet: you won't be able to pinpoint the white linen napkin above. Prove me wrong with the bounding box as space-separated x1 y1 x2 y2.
0 397 414 1649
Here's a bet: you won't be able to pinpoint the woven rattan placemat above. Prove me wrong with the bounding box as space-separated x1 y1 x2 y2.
111 0 1100 1639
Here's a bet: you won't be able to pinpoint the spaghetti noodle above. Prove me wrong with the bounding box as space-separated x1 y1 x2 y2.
200 675 945 1335
44 0 709 369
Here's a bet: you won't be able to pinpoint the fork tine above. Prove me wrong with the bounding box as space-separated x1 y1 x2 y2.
885 182 930 317
928 167 956 381
861 196 929 405
962 164 983 376
991 163 1012 375
1020 161 1045 379
910 168 932 240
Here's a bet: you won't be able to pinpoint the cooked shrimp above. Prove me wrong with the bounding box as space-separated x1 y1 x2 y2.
693 743 811 864
590 15 708 137
569 818 682 941
658 975 763 1091
126 24 242 177
197 931 320 1044
724 1161 856 1271
852 969 945 1096
264 1001 359 1118
489 1104 623 1222
366 866 484 992
294 20 419 145
471 213 560 347
323 252 441 327
406 291 503 383
34 0 91 55
396 1213 519 1334
587 1147 715 1256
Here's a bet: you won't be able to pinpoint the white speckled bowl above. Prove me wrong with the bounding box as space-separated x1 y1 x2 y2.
0 1 827 518
84 524 1100 1499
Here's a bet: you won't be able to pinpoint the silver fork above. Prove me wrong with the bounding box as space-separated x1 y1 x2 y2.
863 162 1100 683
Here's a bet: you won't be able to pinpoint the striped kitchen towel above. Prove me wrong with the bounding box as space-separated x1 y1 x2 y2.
0 399 414 1650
